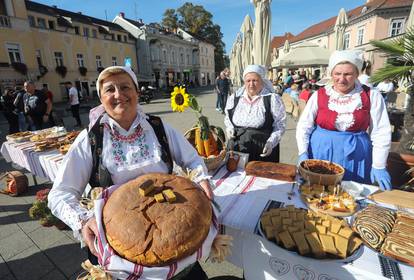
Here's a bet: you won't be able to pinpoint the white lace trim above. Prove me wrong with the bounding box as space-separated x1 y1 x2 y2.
326 84 364 131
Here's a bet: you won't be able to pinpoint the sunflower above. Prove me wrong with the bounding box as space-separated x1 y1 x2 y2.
171 86 190 112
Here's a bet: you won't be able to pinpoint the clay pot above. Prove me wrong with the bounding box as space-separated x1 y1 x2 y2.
226 151 240 172
387 150 414 188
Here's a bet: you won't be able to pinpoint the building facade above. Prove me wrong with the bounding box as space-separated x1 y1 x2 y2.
0 0 137 102
113 14 215 88
271 0 413 76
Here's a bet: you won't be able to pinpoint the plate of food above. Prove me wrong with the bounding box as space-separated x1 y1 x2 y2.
258 205 363 263
300 183 358 217
352 204 414 267
34 140 58 152
6 131 33 143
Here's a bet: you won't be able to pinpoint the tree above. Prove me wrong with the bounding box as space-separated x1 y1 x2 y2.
161 3 226 74
162 9 178 31
370 29 414 155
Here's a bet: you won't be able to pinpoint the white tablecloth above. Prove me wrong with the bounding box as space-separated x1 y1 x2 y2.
211 165 413 280
1 141 64 181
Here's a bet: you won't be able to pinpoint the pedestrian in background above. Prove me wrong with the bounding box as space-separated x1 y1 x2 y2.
13 86 27 131
216 71 230 113
1 88 19 134
23 80 53 131
65 81 82 127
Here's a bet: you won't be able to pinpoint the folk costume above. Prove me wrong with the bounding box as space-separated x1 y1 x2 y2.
224 65 286 162
296 51 392 189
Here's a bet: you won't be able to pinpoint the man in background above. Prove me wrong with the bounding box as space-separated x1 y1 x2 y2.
65 81 82 127
23 81 53 131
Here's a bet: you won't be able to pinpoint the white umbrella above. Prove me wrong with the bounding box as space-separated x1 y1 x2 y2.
252 0 272 66
234 33 244 87
240 14 254 69
229 41 237 86
334 8 348 50
407 0 414 29
278 42 331 68
283 39 290 54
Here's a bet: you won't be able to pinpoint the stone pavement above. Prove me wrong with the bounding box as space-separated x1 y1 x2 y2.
0 87 298 280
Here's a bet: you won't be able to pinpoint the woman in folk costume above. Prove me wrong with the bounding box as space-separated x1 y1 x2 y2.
224 64 286 162
48 66 213 279
296 50 392 190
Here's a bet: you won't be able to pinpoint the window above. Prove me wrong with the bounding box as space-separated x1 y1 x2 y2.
163 50 167 62
6 43 22 63
28 15 35 27
344 32 350 49
37 18 46 29
112 56 117 66
117 34 122 42
35 50 42 66
357 27 364 45
206 59 208 66
180 53 184 64
92 29 97 38
390 18 404 37
54 51 63 66
186 54 190 65
124 35 127 42
74 26 80 35
76 53 84 67
48 20 55 29
96 55 102 68
83 27 89 37
171 51 175 64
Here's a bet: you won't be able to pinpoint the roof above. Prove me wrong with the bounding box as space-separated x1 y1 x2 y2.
25 0 127 32
124 18 145 28
270 32 295 50
272 0 413 48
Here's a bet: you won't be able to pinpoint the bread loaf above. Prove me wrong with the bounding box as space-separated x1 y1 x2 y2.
245 161 296 182
103 173 212 266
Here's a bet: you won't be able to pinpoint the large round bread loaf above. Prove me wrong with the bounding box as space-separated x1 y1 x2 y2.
102 173 212 266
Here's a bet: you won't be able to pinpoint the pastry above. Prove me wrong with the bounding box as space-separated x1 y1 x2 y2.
291 231 310 255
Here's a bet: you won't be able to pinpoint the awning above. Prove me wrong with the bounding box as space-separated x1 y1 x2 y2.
277 42 331 68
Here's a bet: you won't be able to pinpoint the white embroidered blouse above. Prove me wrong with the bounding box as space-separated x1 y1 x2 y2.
224 88 286 148
48 110 209 239
296 82 391 169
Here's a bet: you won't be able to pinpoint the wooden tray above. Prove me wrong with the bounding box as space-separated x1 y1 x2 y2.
299 184 358 217
369 190 414 210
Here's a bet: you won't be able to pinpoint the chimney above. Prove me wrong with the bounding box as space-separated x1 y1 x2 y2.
52 5 57 8
119 12 125 18
77 12 82 15
139 18 143 24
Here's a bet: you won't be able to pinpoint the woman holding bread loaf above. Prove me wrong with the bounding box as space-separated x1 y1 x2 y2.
48 66 213 278
224 64 286 162
296 50 392 190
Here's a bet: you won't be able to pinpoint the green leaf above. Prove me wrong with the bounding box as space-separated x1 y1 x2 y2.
189 95 201 113
198 115 210 140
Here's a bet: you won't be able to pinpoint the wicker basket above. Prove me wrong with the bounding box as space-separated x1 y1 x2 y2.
184 126 226 171
1 171 28 196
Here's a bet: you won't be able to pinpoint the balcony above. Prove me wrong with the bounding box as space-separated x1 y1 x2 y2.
0 15 11 28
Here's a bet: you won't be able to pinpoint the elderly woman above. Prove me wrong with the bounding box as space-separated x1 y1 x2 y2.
48 66 212 278
224 65 286 162
296 50 392 190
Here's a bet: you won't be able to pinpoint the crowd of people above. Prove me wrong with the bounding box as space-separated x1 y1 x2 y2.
0 81 84 133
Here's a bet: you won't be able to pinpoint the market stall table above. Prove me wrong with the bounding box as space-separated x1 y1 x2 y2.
211 165 414 280
1 140 64 182
2 138 413 280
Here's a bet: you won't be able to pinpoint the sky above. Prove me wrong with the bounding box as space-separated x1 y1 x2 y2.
34 0 365 54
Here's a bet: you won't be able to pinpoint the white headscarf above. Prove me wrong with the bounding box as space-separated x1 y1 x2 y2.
96 66 138 97
328 50 364 75
242 64 274 93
